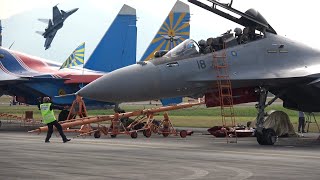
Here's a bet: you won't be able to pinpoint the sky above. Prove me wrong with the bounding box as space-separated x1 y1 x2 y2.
1 0 319 63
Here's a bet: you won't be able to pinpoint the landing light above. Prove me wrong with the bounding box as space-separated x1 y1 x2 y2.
0 54 4 59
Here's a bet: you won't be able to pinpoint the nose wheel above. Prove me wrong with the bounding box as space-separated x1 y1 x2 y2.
256 128 277 145
255 87 280 145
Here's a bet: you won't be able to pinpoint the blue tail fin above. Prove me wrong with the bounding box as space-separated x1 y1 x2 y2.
140 0 190 61
84 4 137 72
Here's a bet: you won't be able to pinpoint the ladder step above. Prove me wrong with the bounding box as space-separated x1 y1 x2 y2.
214 55 226 58
219 84 231 88
221 104 234 107
214 65 228 68
217 75 229 78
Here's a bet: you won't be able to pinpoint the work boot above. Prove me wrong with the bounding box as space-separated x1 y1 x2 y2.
63 139 71 143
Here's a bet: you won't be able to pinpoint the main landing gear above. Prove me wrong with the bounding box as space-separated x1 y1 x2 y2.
255 87 279 145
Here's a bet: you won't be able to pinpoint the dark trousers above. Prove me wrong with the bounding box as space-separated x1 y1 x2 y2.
298 117 305 132
45 120 68 142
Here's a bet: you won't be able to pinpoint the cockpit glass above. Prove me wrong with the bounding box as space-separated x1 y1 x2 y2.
164 39 199 58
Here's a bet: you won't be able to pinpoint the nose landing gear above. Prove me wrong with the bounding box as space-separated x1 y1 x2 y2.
255 87 279 145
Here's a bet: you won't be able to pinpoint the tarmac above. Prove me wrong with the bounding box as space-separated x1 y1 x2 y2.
1 125 320 180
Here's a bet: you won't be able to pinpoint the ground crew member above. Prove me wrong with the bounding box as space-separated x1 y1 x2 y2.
298 111 306 133
39 97 70 143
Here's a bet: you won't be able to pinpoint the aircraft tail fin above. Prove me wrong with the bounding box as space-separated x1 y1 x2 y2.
60 42 85 69
140 0 190 61
84 4 137 72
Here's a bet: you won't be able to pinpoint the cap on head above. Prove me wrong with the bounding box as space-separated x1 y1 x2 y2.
43 97 51 103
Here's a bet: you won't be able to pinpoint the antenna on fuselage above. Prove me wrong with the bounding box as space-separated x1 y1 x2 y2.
9 41 15 49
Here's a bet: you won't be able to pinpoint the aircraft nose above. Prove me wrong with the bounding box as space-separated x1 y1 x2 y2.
77 63 161 103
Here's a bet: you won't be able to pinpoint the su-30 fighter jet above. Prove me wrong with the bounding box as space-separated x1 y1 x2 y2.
78 0 320 145
37 5 78 50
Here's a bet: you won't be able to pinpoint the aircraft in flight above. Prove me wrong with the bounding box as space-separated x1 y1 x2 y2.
37 5 79 50
0 4 137 118
77 0 320 145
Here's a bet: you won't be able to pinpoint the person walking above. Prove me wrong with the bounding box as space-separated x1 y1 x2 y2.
298 111 306 133
39 97 71 143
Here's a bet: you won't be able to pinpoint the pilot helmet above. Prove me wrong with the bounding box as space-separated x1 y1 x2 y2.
198 39 206 47
43 97 51 103
234 27 242 36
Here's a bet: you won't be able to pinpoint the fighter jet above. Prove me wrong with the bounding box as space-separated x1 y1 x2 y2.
77 0 320 145
37 5 78 50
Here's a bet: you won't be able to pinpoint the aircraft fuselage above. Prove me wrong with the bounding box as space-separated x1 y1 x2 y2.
78 33 320 111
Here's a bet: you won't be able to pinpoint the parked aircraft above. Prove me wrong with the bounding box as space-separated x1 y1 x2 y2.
0 4 137 118
37 5 79 50
77 0 320 145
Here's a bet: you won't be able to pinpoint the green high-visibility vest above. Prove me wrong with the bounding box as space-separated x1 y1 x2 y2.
40 103 56 124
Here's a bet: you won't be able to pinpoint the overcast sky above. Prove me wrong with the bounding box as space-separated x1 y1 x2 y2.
1 0 319 63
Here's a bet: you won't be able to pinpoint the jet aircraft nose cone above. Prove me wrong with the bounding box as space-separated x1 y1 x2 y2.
77 63 160 103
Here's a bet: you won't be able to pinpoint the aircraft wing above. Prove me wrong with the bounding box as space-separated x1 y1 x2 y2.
52 5 62 24
44 30 57 50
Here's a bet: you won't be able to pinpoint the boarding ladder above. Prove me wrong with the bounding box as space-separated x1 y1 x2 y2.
213 42 237 143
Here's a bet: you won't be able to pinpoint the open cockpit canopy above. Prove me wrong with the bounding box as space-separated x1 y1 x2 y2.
164 39 200 58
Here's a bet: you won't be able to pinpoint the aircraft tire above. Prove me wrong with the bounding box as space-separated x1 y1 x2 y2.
110 134 117 138
94 131 101 138
263 128 277 145
256 131 266 145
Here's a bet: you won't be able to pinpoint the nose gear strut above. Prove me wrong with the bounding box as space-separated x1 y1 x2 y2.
255 87 279 145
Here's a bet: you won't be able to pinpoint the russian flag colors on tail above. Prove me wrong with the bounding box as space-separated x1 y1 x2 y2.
140 0 190 106
140 0 190 62
60 42 85 69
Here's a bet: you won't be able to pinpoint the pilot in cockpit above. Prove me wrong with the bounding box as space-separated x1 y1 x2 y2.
183 41 198 56
234 27 242 44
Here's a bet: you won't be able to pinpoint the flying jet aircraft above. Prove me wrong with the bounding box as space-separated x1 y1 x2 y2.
77 0 320 145
37 5 79 50
0 4 137 118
